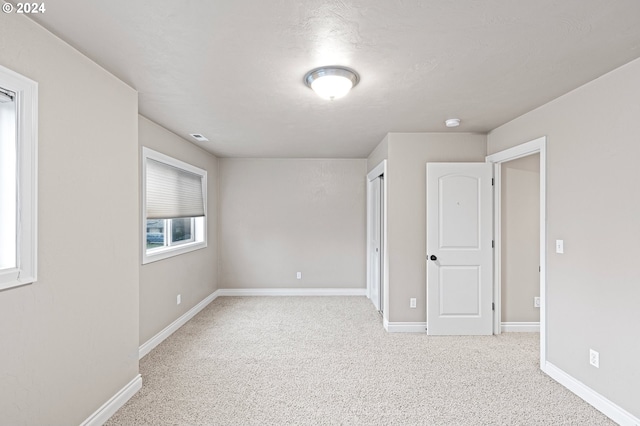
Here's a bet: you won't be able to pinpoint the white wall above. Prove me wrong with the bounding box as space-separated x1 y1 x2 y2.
0 13 139 425
218 158 367 289
488 58 640 419
501 154 540 323
386 133 487 323
138 116 219 345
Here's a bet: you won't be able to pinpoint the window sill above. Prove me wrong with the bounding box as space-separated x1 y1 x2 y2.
0 270 37 291
142 241 207 265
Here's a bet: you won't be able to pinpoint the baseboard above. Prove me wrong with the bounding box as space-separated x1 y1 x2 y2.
501 322 540 332
139 290 220 359
80 374 142 426
384 321 427 333
216 288 367 296
544 362 639 425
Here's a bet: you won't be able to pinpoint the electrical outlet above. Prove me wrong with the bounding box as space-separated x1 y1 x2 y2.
534 297 541 308
177 294 181 305
296 272 302 279
556 239 564 254
410 298 417 308
589 349 599 368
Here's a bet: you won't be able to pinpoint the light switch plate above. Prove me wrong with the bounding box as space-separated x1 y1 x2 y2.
556 240 564 254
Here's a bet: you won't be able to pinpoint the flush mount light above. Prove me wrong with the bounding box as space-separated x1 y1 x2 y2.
304 66 360 100
445 118 461 128
190 133 209 142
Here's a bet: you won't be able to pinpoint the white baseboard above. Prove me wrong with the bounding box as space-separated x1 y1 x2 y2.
544 362 639 425
80 374 142 426
216 288 366 297
501 322 540 332
384 320 427 333
139 290 220 359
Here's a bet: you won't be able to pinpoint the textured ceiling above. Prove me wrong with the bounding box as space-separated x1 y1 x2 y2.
27 0 640 158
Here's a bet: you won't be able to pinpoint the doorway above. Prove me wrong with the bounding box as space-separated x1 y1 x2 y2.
486 136 547 366
366 160 387 318
500 154 540 331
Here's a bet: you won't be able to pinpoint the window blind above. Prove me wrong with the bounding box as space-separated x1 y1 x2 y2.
0 89 14 103
146 158 205 219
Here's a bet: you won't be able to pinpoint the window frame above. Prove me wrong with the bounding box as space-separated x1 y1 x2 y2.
0 65 38 291
141 147 207 264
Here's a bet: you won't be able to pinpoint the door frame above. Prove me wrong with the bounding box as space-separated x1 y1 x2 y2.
486 136 547 367
366 160 388 320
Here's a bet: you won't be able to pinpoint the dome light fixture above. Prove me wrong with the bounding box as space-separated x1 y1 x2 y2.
304 66 360 100
445 118 461 128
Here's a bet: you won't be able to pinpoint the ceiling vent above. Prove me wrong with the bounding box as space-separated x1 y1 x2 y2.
190 133 209 142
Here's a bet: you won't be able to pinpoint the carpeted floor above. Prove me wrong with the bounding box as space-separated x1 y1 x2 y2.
107 296 614 425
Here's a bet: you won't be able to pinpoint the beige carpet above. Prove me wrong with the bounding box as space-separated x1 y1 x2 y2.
107 296 613 425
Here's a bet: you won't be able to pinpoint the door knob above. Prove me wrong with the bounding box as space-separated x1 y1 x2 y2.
430 255 437 261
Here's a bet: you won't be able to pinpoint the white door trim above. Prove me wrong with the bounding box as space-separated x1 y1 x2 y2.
486 136 547 367
366 160 388 322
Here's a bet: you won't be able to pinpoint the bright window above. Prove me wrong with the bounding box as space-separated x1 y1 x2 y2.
142 147 207 264
0 65 37 290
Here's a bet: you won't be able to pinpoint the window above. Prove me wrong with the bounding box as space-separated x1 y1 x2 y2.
0 65 37 291
142 147 207 264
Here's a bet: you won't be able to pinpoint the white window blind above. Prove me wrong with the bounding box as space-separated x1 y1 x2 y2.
146 158 205 219
0 89 14 102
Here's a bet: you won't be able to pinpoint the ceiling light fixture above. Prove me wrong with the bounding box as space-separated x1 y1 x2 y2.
304 66 360 100
445 118 461 128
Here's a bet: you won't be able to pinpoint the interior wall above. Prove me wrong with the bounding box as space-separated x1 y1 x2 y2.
386 133 487 323
218 158 367 289
138 116 219 345
501 154 540 323
0 13 140 425
488 58 640 419
367 134 388 172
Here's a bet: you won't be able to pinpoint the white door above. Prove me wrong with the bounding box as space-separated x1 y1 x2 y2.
369 176 383 312
426 163 493 335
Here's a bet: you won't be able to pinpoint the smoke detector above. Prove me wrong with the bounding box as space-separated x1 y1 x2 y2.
445 118 461 128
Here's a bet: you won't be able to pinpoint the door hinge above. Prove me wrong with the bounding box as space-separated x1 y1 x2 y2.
491 178 494 186
539 266 541 272
492 302 495 311
492 240 494 248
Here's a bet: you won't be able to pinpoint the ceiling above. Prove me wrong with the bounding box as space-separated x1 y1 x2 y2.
28 0 640 158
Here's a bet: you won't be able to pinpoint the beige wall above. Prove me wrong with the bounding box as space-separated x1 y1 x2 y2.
218 159 367 289
501 154 540 323
488 58 640 418
367 134 388 172
138 116 219 345
0 13 139 425
386 133 487 322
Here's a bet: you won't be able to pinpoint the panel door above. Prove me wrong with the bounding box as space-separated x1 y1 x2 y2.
369 176 382 312
426 163 493 335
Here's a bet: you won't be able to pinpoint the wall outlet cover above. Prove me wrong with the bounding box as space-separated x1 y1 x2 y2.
589 349 599 368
